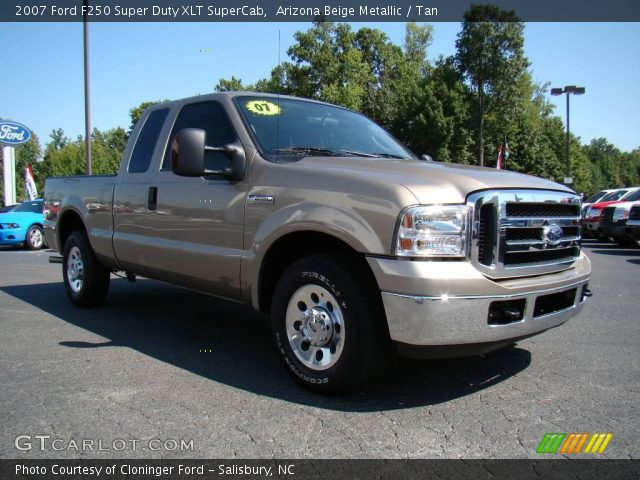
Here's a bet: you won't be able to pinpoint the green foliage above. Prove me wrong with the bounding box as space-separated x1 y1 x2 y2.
175 18 640 192
215 76 251 92
39 127 127 183
128 100 167 134
455 5 529 166
6 13 634 202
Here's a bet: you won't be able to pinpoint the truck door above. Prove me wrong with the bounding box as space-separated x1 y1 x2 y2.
113 107 171 274
143 100 246 300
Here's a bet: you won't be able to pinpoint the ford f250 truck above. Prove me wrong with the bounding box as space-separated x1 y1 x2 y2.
44 92 591 393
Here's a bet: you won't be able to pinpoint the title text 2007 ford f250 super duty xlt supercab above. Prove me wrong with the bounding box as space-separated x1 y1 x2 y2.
44 93 592 393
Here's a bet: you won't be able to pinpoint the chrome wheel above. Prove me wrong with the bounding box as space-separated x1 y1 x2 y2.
285 284 345 371
29 227 43 249
66 246 84 293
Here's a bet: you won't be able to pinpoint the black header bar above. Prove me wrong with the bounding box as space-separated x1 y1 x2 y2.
4 0 640 22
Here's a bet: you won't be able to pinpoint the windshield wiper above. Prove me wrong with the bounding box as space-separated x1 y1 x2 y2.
372 152 410 159
276 147 378 158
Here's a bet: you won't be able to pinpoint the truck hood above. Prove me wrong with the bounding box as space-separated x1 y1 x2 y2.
295 157 572 204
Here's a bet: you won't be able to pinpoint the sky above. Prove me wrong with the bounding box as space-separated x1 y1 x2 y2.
1 21 639 152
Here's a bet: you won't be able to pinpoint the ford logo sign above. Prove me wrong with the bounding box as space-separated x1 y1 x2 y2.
0 121 31 145
543 224 564 245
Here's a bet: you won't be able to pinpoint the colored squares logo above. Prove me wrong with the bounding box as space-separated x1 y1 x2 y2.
537 432 613 454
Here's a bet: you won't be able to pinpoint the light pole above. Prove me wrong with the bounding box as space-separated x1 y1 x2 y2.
83 0 92 175
551 85 585 186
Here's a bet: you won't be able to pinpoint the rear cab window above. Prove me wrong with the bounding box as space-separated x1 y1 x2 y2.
128 108 170 173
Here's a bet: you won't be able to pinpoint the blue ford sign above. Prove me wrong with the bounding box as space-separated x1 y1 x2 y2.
0 121 31 145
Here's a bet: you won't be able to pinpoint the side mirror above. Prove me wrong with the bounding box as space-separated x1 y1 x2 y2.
171 128 245 180
171 129 207 177
421 154 433 162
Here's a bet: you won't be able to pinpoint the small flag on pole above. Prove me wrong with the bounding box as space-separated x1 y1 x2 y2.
496 144 503 170
25 163 38 200
504 139 510 166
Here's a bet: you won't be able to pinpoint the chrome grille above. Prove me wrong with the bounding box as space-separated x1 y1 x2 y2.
468 190 582 278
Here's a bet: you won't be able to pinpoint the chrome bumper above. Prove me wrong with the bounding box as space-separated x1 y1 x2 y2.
367 254 591 347
381 282 587 346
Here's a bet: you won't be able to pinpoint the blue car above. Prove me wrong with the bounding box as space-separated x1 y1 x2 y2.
0 199 46 249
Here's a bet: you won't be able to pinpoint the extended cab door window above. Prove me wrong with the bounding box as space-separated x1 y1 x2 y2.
162 101 237 172
128 108 169 173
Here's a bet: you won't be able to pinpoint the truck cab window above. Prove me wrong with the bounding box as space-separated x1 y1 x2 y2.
162 101 237 172
128 108 169 173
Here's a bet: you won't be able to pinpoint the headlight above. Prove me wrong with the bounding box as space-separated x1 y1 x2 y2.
613 207 629 222
588 207 601 217
2 223 20 229
396 205 468 257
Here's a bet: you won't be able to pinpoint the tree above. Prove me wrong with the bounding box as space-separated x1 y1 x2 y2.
455 5 529 166
128 100 168 134
214 76 251 92
40 127 127 182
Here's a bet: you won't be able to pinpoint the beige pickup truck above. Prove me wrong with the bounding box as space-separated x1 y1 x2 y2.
44 92 591 393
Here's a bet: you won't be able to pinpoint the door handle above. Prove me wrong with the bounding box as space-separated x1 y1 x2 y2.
147 186 158 211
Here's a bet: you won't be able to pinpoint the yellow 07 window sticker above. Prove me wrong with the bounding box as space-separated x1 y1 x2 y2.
245 100 281 116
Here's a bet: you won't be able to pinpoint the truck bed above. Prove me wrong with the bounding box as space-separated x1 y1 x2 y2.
44 174 117 264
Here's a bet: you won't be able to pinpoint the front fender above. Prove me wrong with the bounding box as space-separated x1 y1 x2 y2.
242 201 392 310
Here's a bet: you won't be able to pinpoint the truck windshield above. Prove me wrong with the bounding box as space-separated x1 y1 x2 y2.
234 96 415 161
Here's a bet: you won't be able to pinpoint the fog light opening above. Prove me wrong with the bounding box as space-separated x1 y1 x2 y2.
488 299 526 326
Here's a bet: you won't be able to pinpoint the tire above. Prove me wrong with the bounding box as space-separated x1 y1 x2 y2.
615 236 633 247
24 224 45 250
62 231 110 307
271 254 390 394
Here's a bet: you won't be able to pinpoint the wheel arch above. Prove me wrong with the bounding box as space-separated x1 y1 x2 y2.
256 230 380 315
57 208 88 254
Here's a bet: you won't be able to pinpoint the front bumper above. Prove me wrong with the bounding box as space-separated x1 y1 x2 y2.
0 228 25 245
626 221 640 240
367 254 590 350
601 224 627 240
584 221 600 233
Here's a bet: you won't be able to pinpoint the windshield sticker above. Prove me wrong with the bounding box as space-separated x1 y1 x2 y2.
245 100 281 116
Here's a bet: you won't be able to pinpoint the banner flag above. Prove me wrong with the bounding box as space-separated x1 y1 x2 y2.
25 163 38 200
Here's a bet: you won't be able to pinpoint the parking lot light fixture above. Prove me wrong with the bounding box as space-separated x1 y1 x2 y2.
551 85 586 186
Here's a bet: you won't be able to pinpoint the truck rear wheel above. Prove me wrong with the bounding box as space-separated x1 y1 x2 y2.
63 231 110 307
271 254 389 394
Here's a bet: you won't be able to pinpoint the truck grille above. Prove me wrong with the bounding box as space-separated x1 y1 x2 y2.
599 206 616 225
469 190 582 278
630 205 640 221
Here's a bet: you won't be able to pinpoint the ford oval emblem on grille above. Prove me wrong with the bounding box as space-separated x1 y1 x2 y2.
543 224 563 245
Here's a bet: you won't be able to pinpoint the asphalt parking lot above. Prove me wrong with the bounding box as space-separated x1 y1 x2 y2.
1 241 638 459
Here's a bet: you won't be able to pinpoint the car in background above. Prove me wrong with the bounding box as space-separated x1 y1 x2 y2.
600 199 640 246
581 189 617 216
0 204 18 214
583 187 640 239
626 204 640 245
0 199 46 250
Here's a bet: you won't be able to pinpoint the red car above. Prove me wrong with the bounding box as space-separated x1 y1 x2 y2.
583 187 640 238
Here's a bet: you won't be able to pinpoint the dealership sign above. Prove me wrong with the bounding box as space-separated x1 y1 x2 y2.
0 121 31 145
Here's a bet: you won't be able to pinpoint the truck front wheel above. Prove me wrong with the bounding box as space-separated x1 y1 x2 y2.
63 231 110 307
271 254 389 394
